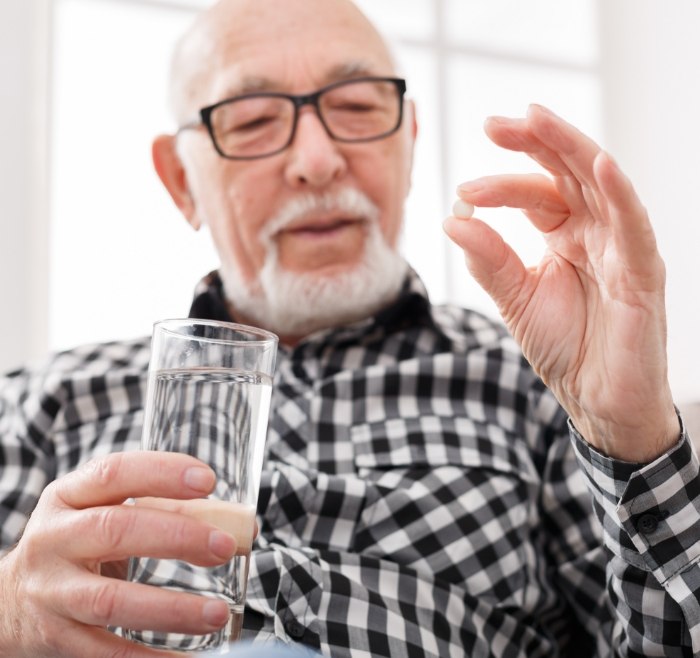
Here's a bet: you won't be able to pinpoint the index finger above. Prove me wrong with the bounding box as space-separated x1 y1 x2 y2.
53 452 216 509
483 115 572 178
486 106 604 190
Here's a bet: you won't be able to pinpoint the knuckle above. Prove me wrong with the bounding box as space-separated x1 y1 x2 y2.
39 477 70 514
165 515 208 564
17 538 43 574
171 515 192 549
156 514 194 562
16 523 55 573
83 453 125 488
93 506 132 554
88 580 121 626
41 478 60 502
32 621 60 656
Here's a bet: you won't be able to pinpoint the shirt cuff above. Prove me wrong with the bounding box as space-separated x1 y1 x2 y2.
570 414 700 583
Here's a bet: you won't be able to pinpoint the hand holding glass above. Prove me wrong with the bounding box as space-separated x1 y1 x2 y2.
126 319 277 652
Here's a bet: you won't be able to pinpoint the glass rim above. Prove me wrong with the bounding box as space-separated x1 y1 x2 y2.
153 318 279 347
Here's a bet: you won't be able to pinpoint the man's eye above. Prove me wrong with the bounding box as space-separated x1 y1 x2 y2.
330 101 378 113
231 115 278 132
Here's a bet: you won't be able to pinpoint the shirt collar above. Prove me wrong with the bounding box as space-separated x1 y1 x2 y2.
188 268 436 349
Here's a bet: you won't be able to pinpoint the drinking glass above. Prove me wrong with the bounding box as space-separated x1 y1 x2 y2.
125 319 277 652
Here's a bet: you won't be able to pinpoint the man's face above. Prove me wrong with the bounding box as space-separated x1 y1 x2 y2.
168 0 416 336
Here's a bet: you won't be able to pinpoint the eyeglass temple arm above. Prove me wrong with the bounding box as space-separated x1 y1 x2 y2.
176 117 203 134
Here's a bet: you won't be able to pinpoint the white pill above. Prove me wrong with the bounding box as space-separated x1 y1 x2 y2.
452 199 475 219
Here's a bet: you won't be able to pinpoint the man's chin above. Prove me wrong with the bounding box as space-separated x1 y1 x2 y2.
221 236 409 341
277 258 365 279
260 267 401 338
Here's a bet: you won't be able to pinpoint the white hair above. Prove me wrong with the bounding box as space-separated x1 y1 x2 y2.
219 188 408 338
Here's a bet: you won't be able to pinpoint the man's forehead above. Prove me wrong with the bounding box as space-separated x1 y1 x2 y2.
213 61 389 98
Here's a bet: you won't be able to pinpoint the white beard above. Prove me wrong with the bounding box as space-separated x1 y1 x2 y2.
219 188 408 339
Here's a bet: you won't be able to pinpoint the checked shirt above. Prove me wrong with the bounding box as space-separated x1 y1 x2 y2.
1 269 700 656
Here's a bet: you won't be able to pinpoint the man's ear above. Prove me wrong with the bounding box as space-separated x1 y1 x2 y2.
407 98 418 141
152 134 202 230
403 99 418 193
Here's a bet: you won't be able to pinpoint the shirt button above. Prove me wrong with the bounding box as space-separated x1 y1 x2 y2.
636 513 660 534
284 619 306 640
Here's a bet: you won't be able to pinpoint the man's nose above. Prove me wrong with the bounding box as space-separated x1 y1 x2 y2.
283 107 347 188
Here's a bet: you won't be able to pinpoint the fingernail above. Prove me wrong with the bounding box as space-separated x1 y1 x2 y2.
209 530 236 559
485 115 507 125
457 181 482 193
183 466 215 492
202 599 230 627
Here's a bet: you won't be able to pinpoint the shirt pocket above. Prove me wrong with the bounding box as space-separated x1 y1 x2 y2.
350 414 541 601
351 414 539 483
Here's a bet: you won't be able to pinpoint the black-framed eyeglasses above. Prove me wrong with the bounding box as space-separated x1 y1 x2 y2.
177 76 407 160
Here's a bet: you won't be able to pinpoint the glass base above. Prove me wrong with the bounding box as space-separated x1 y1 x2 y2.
125 605 244 652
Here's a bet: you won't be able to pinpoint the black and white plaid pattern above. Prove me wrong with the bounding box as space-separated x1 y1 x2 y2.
1 269 698 656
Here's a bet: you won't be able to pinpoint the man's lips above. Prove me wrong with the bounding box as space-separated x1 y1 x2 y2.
278 217 364 238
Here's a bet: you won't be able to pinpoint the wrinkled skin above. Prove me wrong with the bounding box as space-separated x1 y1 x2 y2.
444 104 678 463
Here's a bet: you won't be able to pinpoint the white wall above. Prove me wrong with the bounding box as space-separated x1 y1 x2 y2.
0 0 50 371
1 0 699 405
598 0 700 404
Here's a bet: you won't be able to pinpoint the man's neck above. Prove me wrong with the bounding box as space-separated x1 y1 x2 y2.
225 301 302 348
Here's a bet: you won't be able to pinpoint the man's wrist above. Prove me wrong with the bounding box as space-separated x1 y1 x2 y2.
570 407 682 464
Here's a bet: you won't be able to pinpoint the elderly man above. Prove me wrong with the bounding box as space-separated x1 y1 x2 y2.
0 0 698 656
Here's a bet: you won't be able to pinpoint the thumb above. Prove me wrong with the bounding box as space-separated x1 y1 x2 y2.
443 214 527 320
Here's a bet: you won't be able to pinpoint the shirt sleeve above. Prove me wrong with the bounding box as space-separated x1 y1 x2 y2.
0 339 150 558
0 366 56 554
571 416 700 656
